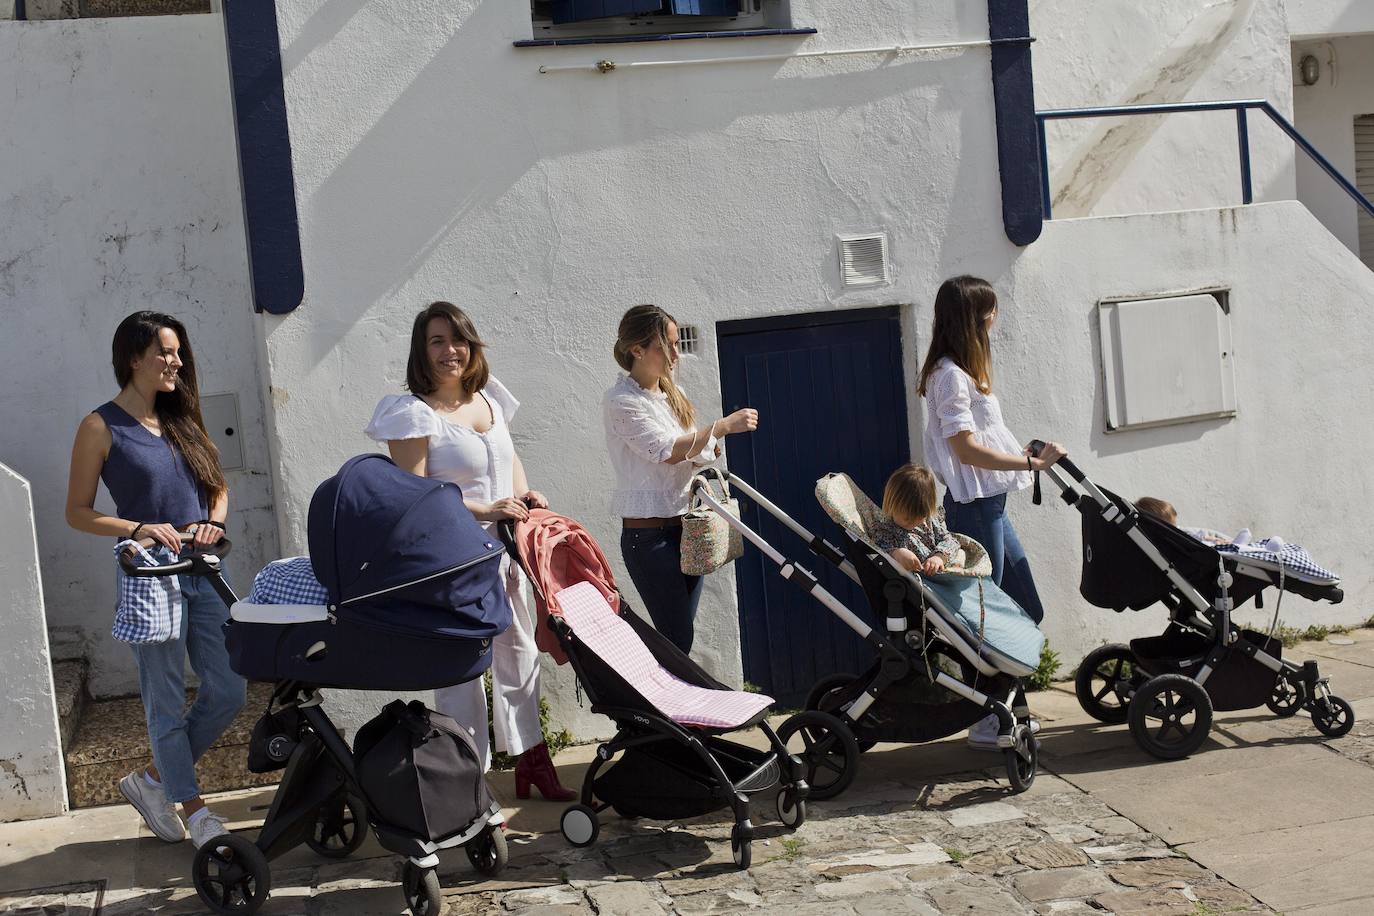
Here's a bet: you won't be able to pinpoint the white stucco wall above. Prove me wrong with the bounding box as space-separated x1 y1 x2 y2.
1287 0 1374 38
0 465 67 822
0 16 278 697
1031 0 1297 218
1290 34 1374 259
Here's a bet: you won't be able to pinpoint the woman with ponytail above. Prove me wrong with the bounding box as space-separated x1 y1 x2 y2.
603 305 759 654
66 311 243 849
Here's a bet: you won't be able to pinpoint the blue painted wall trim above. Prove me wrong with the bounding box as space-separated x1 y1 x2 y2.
987 0 1043 247
221 1 304 314
514 27 817 48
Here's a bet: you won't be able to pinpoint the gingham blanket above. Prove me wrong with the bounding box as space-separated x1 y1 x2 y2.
113 541 182 644
1217 543 1338 584
247 557 329 605
556 582 774 729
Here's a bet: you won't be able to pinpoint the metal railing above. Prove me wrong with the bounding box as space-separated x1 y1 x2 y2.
1035 99 1374 222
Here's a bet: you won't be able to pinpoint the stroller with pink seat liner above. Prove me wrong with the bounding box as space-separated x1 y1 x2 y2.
497 513 840 870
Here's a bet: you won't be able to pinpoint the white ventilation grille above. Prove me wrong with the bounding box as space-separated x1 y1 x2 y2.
677 325 700 355
838 233 890 288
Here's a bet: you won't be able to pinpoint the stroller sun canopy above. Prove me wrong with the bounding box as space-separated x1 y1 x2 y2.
307 454 509 638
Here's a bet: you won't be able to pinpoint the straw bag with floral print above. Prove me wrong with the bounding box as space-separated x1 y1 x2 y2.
681 470 745 575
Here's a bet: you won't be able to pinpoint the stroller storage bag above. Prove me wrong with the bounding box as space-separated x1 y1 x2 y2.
353 700 495 843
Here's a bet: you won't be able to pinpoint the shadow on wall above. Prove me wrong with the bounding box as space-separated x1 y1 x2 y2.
283 0 1007 369
1046 0 1260 217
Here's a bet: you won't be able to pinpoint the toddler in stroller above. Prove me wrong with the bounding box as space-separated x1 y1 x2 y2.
1030 443 1354 759
123 455 512 916
498 509 819 870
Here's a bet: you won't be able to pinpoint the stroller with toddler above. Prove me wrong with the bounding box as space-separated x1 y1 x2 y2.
1030 442 1354 759
689 468 1048 794
123 455 512 916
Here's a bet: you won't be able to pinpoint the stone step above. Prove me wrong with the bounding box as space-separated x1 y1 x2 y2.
51 659 88 753
64 681 278 809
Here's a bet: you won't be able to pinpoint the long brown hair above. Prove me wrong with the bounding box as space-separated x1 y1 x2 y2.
917 275 997 396
613 304 695 429
111 311 226 503
405 302 491 397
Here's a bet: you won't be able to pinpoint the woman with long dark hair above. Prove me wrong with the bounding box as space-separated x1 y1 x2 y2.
603 305 759 655
917 276 1065 748
366 301 574 801
66 311 243 847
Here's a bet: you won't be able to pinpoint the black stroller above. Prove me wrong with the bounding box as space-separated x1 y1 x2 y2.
122 455 512 916
498 513 815 870
1030 443 1354 759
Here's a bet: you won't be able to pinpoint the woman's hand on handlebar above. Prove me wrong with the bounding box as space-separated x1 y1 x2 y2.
718 408 759 436
475 497 530 523
138 522 183 553
189 522 225 550
520 490 549 510
1025 441 1067 472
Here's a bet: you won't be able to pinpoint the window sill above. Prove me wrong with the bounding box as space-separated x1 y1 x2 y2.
514 28 817 49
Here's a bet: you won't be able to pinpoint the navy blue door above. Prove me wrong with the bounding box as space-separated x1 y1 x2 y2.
717 307 910 707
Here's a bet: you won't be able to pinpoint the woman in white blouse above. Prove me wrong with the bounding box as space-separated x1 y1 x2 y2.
917 277 1065 748
603 305 759 655
366 301 574 801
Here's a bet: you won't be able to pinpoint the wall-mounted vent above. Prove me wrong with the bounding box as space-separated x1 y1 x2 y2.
677 324 700 355
838 233 890 288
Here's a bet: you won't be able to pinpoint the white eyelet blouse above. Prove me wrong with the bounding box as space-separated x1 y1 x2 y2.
602 373 717 518
364 378 521 522
922 358 1031 505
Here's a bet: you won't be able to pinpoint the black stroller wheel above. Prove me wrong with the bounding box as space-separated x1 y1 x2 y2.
306 794 368 859
1128 674 1213 760
777 710 860 801
730 825 752 870
1311 695 1355 738
401 861 443 916
1266 671 1306 718
560 803 600 848
1075 644 1139 724
775 788 806 829
192 833 271 915
805 673 877 752
1004 726 1037 793
465 824 508 877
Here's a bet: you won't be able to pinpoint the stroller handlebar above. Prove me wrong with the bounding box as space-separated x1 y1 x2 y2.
1027 439 1085 483
118 532 233 578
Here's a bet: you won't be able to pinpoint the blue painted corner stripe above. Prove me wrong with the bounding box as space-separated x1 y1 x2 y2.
222 1 304 315
988 0 1043 247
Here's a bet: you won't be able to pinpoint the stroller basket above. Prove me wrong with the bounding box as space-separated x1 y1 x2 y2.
593 736 780 821
1131 628 1281 712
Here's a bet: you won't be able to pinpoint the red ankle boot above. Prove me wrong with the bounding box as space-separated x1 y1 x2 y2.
514 742 576 801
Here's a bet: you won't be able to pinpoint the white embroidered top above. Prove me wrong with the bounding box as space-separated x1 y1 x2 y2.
364 378 521 517
602 373 717 518
921 358 1031 505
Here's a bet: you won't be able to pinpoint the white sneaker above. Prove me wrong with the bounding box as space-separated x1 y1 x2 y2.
189 810 231 849
119 771 187 843
966 714 1041 751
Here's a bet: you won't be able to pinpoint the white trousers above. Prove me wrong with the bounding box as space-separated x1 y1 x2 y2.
435 557 543 771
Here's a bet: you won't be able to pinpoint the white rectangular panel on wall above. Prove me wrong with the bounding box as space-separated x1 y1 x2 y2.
201 393 244 471
1098 293 1236 432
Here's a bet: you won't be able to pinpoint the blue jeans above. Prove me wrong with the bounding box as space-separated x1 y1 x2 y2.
620 525 704 655
943 492 1046 624
129 573 246 803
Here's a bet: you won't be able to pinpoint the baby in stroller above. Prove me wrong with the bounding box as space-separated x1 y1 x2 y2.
871 464 964 577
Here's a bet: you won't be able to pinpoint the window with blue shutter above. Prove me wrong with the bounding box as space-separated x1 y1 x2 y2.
551 1 665 24
669 1 739 14
530 0 799 42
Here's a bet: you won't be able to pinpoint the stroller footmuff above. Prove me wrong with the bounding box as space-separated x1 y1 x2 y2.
1033 443 1354 760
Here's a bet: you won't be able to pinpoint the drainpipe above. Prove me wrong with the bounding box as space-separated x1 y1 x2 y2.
987 0 1043 246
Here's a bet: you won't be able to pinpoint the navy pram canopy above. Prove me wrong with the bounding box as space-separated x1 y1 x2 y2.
308 454 511 639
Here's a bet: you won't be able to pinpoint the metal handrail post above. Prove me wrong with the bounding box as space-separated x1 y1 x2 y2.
1036 115 1052 219
1236 108 1253 205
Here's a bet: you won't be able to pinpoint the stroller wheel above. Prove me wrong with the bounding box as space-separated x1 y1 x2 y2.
192 833 271 915
1311 695 1355 738
730 825 753 870
465 825 508 877
1004 726 1037 793
777 710 860 801
775 789 806 829
306 794 368 859
400 861 443 916
560 803 600 848
1075 644 1139 724
1266 671 1306 719
805 673 877 752
1128 674 1213 760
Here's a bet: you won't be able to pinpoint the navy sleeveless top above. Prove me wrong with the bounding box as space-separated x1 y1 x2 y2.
94 402 208 528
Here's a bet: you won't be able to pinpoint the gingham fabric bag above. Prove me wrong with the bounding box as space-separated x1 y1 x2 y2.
112 540 182 644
